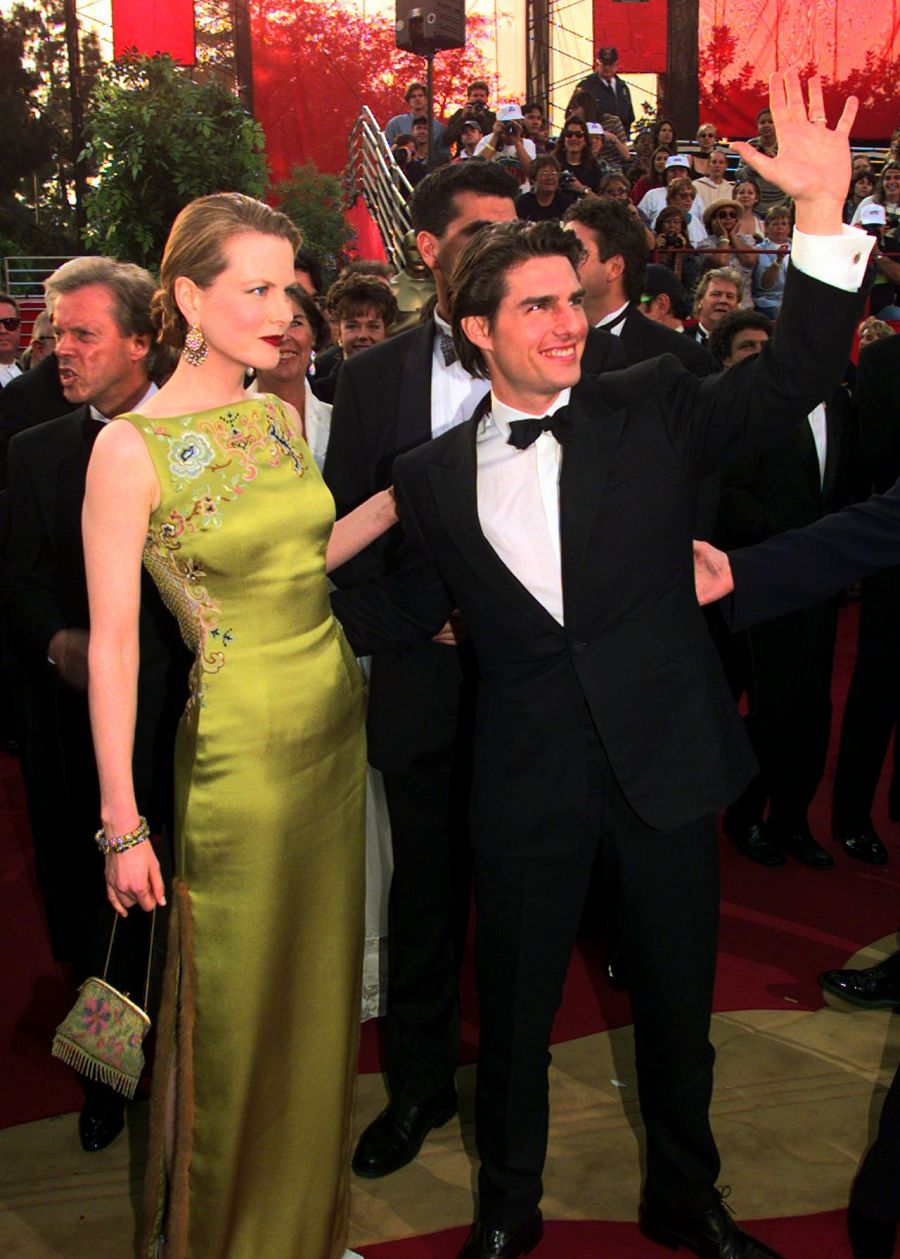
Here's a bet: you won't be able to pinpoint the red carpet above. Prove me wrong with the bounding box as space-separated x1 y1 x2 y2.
3 602 897 1257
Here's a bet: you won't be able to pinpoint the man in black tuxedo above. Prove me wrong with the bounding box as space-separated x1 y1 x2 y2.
332 75 869 1259
577 46 635 137
5 256 187 1153
565 198 718 376
710 310 863 868
830 333 900 864
326 160 626 1183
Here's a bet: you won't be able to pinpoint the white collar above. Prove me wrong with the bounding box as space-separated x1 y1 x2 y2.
90 381 157 424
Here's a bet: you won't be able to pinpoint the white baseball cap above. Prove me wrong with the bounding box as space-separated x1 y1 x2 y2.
496 102 524 122
860 203 888 226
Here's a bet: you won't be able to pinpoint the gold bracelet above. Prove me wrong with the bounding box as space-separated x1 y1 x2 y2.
95 816 150 854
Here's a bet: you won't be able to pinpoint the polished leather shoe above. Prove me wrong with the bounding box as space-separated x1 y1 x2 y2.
847 1202 898 1259
78 1097 125 1152
841 832 888 865
457 1210 543 1259
640 1197 785 1258
774 827 834 869
725 821 785 867
352 1084 458 1178
819 956 900 1010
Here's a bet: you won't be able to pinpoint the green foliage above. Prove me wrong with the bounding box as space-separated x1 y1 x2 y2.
82 53 268 269
273 164 355 286
0 0 101 252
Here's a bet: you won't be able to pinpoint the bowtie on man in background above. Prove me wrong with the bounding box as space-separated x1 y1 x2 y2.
5 257 188 1156
332 73 872 1259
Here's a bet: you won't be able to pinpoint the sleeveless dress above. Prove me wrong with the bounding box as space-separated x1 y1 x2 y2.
121 395 366 1259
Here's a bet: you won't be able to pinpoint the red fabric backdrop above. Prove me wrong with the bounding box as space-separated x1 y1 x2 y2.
110 0 195 64
698 0 900 139
591 0 669 74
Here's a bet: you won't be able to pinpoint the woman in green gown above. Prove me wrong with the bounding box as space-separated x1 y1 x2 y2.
82 194 397 1259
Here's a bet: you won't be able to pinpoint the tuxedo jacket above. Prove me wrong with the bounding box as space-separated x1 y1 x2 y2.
854 334 900 491
576 72 635 134
332 268 864 857
324 319 625 771
5 406 189 820
582 305 718 377
0 352 69 489
715 386 862 549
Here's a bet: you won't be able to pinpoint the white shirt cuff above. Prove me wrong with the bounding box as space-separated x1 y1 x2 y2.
790 225 875 292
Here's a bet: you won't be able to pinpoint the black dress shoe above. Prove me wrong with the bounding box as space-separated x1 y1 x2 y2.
457 1210 543 1259
841 832 888 865
351 1084 458 1178
819 957 900 1010
847 1203 898 1259
774 827 834 869
725 821 785 867
639 1197 785 1258
78 1097 125 1152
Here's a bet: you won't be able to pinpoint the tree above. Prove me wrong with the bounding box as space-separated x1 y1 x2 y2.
81 53 268 268
0 1 102 253
273 163 355 285
248 0 507 179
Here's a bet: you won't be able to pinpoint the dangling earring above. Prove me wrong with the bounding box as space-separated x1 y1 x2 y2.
183 322 208 367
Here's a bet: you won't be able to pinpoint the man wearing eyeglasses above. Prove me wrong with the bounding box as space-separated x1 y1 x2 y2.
0 294 23 387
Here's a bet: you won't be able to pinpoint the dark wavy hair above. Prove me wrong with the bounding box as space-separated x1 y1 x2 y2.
448 220 585 379
563 197 649 303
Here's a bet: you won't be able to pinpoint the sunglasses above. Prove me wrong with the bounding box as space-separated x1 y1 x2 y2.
564 131 585 140
0 317 21 331
716 211 738 219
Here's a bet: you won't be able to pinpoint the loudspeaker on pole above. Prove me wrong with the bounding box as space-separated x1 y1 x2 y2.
395 0 466 55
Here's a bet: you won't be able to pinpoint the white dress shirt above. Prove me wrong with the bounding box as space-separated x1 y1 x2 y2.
476 390 570 625
92 382 157 424
431 311 490 439
807 403 827 487
0 362 22 388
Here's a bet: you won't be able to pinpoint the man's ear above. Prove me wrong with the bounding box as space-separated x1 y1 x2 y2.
460 313 492 355
605 253 625 284
416 230 440 274
131 332 152 364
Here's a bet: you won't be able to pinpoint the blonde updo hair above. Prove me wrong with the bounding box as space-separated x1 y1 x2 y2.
152 193 302 349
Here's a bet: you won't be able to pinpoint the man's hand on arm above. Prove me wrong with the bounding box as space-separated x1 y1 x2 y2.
693 541 734 606
47 627 89 690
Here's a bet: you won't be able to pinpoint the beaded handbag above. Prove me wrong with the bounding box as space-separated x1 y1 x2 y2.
52 911 156 1100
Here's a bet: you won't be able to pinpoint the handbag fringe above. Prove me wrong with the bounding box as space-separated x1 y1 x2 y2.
51 1034 140 1100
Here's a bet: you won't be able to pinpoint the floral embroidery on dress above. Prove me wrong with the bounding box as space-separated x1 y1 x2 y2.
167 431 216 483
142 533 229 715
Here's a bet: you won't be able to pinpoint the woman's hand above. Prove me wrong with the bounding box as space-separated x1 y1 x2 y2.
106 843 166 917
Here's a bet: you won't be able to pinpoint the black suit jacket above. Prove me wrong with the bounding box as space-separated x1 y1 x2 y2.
854 334 900 491
5 406 189 821
0 352 69 489
586 306 719 376
576 73 635 134
332 266 864 854
715 387 861 549
324 320 629 771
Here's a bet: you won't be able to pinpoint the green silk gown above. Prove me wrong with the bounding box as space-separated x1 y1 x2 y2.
122 395 366 1259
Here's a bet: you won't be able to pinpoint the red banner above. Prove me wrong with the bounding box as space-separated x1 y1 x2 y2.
698 0 900 140
591 0 669 74
111 0 195 65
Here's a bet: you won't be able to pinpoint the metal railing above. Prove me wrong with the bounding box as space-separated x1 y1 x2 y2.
0 257 71 300
346 107 414 270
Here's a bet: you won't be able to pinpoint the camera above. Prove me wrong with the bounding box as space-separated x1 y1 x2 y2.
664 233 683 247
503 121 520 138
559 171 575 187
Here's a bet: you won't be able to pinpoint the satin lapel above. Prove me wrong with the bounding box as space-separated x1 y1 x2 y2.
425 406 563 629
790 411 821 499
396 322 436 452
559 394 626 607
821 401 840 502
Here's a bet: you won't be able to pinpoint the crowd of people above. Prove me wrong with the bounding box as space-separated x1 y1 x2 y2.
0 63 897 1259
383 54 900 328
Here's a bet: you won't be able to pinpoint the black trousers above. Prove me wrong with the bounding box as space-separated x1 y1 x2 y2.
833 569 900 836
472 734 721 1228
728 600 837 832
381 740 472 1104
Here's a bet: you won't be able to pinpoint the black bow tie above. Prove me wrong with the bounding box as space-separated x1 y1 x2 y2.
438 331 458 366
506 406 574 450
